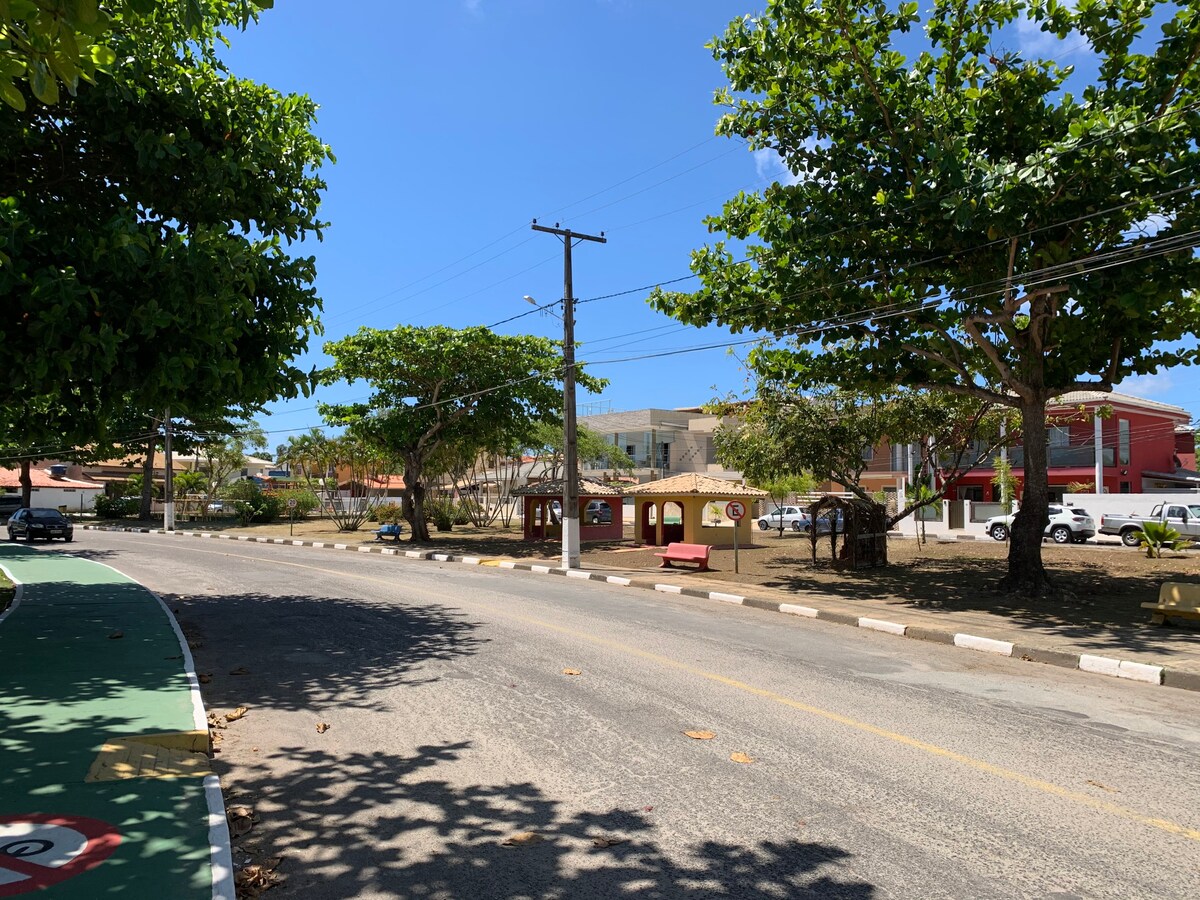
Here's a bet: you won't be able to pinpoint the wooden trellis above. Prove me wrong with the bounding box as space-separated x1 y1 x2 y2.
807 496 889 570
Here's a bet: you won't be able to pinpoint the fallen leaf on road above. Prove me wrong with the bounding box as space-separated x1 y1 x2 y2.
108 631 123 640
684 730 716 740
729 751 754 764
234 855 282 899
562 668 582 676
229 666 250 676
198 673 212 684
316 722 330 734
225 707 248 722
501 831 546 848
591 835 627 848
227 806 256 838
1086 780 1119 793
188 640 202 650
251 747 260 752
642 806 654 812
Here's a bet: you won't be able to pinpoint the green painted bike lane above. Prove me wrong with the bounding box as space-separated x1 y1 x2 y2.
0 544 232 899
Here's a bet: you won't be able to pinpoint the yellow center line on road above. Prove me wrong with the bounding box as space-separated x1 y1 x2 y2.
171 543 1200 843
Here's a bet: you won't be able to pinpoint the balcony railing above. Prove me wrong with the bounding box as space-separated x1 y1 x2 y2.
1000 446 1115 468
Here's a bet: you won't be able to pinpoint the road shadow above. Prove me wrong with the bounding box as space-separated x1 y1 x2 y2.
172 591 486 711
220 742 875 899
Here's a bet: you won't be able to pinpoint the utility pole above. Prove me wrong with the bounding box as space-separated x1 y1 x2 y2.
531 220 606 569
163 408 175 532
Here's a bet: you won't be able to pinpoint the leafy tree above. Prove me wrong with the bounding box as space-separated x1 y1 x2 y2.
525 422 635 480
0 0 267 110
713 387 1011 529
653 0 1200 595
321 325 606 542
0 0 330 455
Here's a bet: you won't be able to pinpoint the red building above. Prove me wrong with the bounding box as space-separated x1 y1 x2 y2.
947 391 1193 502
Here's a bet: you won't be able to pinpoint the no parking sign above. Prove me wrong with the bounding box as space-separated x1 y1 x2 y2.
0 814 120 896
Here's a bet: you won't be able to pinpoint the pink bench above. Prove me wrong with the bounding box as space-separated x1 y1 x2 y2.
654 542 711 572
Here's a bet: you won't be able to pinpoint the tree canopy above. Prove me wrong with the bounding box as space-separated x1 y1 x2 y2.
0 0 329 455
321 325 607 542
654 0 1200 594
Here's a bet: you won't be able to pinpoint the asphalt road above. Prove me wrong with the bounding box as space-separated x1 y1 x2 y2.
67 532 1200 899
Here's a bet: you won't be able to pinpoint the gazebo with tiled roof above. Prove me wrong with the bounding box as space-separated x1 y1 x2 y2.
511 477 625 542
623 473 767 547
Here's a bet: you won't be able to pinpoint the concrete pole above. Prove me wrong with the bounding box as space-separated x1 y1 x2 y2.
1094 413 1104 493
163 408 175 532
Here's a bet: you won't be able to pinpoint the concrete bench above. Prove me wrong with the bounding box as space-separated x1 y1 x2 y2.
1143 582 1200 625
654 542 711 572
373 523 404 542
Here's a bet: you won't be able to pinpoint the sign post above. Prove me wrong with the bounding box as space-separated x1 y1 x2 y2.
287 497 298 536
725 500 747 574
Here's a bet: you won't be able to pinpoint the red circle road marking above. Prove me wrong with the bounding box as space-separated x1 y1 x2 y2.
0 815 120 897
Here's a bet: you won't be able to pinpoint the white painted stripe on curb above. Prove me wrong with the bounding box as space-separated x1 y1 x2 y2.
255 537 267 543
205 774 236 900
566 569 593 580
859 617 906 635
405 551 425 559
499 561 518 569
358 546 372 553
655 584 683 594
461 556 482 565
312 542 325 548
431 553 452 562
606 576 632 586
780 603 819 618
531 564 552 574
954 634 1015 656
382 548 396 556
1118 660 1163 684
291 540 304 546
333 543 348 550
710 592 745 605
1079 654 1122 677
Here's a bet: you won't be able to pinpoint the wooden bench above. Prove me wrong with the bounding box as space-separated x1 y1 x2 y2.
373 523 404 542
1143 582 1200 625
654 542 711 572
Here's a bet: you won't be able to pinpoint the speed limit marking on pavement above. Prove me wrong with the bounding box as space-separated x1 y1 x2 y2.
0 814 120 896
725 500 747 520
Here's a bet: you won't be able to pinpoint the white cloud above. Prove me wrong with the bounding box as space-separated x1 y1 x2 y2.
1129 213 1172 237
464 0 483 17
1016 15 1064 57
1117 371 1176 399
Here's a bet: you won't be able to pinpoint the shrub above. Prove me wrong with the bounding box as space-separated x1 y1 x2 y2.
221 480 283 525
1134 521 1195 559
374 502 404 524
424 497 456 531
274 488 320 517
95 495 139 518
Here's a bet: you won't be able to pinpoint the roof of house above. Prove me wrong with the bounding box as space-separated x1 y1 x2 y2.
337 474 405 490
0 468 104 490
1051 391 1191 419
622 473 767 497
511 477 623 497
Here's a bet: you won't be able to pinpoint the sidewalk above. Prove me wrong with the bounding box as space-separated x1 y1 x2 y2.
0 545 229 899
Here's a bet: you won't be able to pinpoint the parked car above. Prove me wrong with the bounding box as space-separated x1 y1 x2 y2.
585 500 613 524
7 507 74 542
757 506 810 532
985 505 1095 543
1098 503 1200 547
757 506 843 534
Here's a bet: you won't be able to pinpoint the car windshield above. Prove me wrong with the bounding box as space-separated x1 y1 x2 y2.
29 510 66 523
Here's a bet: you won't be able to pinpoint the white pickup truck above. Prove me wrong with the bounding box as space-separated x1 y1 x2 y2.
1098 503 1200 547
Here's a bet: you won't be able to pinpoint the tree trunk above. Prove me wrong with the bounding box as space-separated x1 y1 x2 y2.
140 438 156 520
19 459 32 507
402 456 430 542
1000 397 1054 596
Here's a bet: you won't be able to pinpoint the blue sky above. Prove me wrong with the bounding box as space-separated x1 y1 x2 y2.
217 0 1198 447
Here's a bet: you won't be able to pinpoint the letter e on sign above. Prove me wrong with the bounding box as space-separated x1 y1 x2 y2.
725 501 746 521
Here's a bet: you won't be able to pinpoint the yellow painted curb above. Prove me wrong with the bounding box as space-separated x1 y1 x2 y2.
86 734 212 782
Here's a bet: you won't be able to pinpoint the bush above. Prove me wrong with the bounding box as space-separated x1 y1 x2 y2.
424 497 456 531
221 480 283 525
95 495 139 518
274 488 320 517
373 502 404 524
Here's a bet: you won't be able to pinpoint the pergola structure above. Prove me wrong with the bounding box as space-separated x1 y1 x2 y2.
511 477 624 542
623 473 767 547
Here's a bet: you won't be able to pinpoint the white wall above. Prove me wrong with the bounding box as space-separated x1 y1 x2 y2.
1060 492 1200 520
24 487 103 512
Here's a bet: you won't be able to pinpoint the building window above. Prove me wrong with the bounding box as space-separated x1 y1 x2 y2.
861 446 874 462
890 444 905 470
1120 480 1131 493
1118 419 1130 465
1048 425 1070 447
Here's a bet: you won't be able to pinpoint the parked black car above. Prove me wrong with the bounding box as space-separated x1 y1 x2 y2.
7 508 74 542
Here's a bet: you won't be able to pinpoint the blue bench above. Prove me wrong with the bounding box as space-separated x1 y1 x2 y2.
373 523 404 542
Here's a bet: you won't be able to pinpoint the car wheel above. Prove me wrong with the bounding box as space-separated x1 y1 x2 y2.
1050 525 1072 544
5 529 12 541
791 520 803 533
1120 528 1141 547
757 519 769 531
989 524 1009 542
64 535 73 543
1073 535 1087 544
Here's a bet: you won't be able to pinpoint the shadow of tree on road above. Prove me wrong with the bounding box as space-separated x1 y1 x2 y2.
171 591 486 712
220 742 874 899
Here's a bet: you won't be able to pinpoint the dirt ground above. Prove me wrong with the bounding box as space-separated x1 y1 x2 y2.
108 516 1200 635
